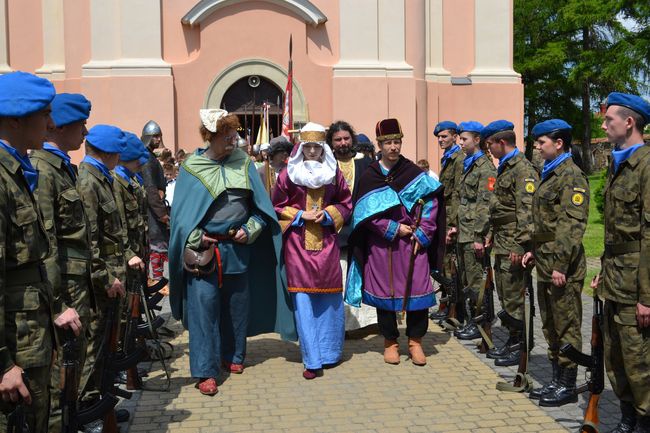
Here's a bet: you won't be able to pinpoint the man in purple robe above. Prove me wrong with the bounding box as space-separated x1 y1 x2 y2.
345 118 445 366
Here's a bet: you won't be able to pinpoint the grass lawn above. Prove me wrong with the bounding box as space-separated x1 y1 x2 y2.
582 171 606 295
583 171 605 259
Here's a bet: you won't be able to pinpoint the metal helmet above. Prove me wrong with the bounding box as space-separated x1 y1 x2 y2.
141 120 162 147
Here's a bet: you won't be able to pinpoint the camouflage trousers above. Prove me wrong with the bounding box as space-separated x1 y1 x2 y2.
537 280 583 368
458 242 483 300
0 366 50 433
494 254 525 336
603 300 650 416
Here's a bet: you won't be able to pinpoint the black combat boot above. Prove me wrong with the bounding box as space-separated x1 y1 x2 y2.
539 366 578 407
486 335 515 359
494 347 521 366
429 304 448 321
633 416 650 433
530 360 560 400
609 401 637 433
454 323 481 340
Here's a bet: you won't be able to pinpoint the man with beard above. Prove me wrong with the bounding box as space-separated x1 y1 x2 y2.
140 121 169 283
326 121 375 335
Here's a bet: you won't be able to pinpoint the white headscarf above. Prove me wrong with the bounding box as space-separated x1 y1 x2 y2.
200 108 228 132
287 122 337 189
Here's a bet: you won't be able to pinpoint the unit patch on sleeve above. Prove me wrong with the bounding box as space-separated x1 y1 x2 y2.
524 178 536 194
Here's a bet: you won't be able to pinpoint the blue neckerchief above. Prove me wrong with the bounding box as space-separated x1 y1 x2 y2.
82 155 113 183
379 163 390 176
463 150 484 173
498 148 519 174
0 139 38 192
612 143 645 174
43 142 76 181
541 152 572 181
441 144 461 169
114 165 134 184
135 173 144 185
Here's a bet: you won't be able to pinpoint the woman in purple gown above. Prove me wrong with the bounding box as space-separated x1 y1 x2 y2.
272 122 352 379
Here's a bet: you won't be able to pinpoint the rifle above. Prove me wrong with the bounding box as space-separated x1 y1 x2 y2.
100 298 144 433
475 255 496 353
433 247 463 331
61 332 118 433
560 296 604 433
496 269 535 392
399 199 425 322
7 372 30 433
124 277 144 390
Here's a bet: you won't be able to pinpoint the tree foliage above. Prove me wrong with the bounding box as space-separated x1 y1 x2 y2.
514 0 650 173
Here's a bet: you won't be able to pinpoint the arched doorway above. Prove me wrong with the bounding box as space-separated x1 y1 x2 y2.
221 75 283 144
204 58 308 141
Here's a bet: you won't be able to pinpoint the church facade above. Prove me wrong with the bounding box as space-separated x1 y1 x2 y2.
1 0 522 166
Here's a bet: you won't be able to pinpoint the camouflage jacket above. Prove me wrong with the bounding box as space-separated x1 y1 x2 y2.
78 162 126 296
0 147 54 372
532 158 589 283
458 154 496 244
439 148 464 230
31 149 95 318
599 144 650 306
489 151 538 255
113 173 148 265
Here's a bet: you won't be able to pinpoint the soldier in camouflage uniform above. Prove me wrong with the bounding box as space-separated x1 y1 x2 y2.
483 120 538 366
0 72 62 433
595 92 650 433
77 125 128 430
522 119 589 407
30 93 96 433
113 132 149 283
432 121 464 321
454 122 496 340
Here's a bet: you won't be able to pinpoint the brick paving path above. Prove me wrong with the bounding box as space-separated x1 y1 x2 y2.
116 257 619 433
117 298 577 433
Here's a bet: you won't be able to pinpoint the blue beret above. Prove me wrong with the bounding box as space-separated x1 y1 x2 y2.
356 133 372 144
531 119 572 139
86 125 126 154
0 71 56 117
480 120 514 140
606 92 650 123
50 93 91 127
434 121 458 136
120 132 149 164
458 121 484 134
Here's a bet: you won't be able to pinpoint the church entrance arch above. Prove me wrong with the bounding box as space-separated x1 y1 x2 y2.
204 58 307 143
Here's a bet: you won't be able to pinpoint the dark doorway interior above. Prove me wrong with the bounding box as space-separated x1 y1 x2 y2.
221 75 284 143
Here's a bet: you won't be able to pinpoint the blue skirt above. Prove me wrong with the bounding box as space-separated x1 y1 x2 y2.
291 292 345 370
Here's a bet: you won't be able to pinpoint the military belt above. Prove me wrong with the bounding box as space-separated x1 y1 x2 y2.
60 245 91 260
101 243 119 256
491 214 517 227
6 263 46 286
533 232 555 243
605 241 641 256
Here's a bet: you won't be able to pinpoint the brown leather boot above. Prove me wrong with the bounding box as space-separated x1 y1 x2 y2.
383 339 400 364
408 337 426 366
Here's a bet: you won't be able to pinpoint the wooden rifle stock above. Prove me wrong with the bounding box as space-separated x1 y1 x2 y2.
561 296 604 433
103 300 122 433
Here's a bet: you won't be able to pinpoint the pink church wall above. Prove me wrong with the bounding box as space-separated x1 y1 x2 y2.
169 0 335 152
1 0 523 168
